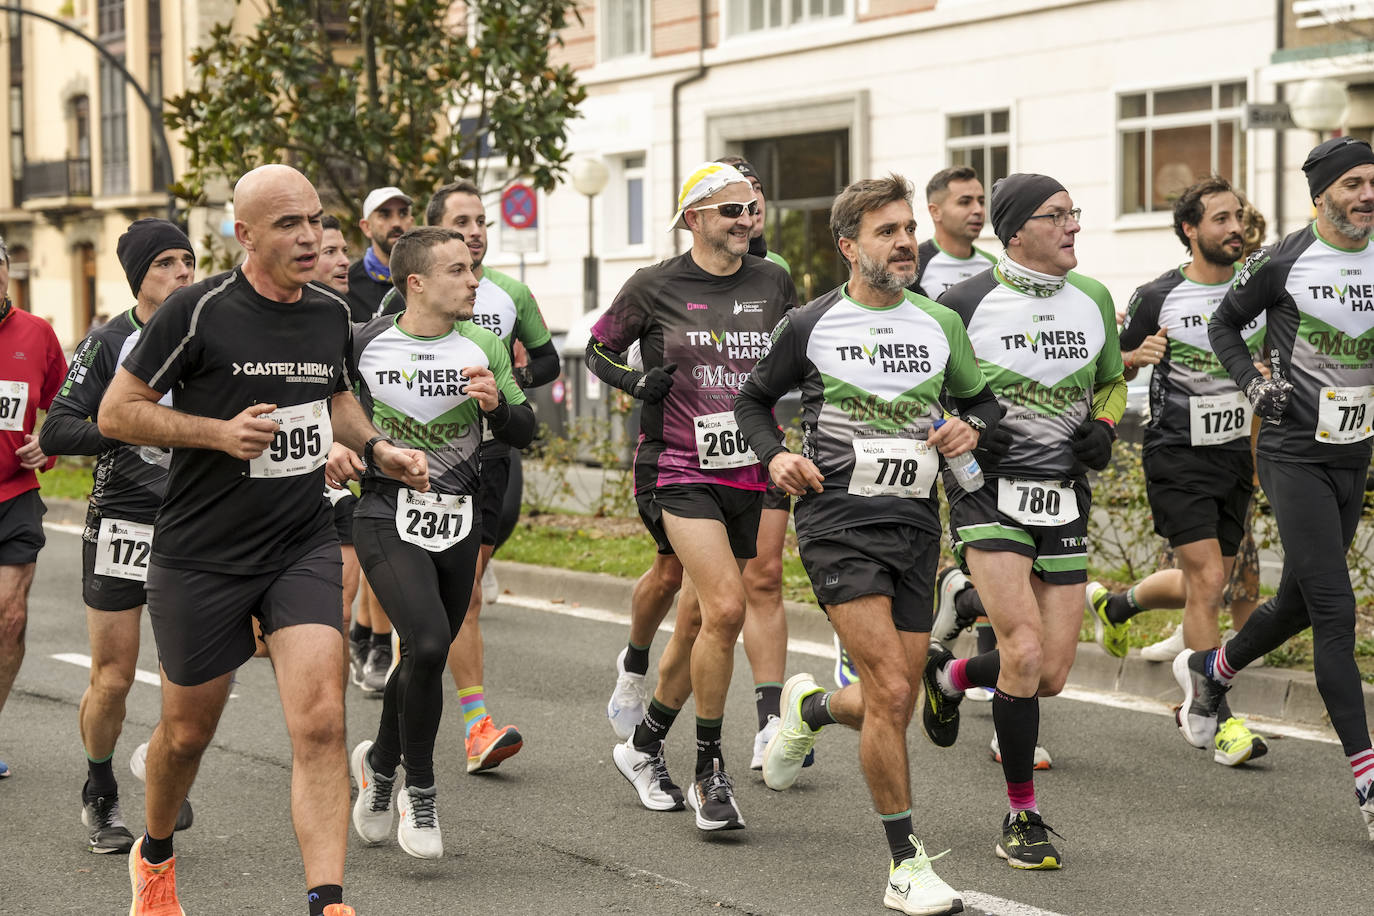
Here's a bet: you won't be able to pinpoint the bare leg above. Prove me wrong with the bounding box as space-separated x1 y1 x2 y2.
742 507 788 688
0 563 35 717
79 607 141 762
143 671 233 839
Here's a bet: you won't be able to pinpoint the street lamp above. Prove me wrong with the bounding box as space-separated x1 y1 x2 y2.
571 157 609 313
1289 79 1348 133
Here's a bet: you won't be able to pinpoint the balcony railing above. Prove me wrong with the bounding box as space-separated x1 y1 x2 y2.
21 157 92 201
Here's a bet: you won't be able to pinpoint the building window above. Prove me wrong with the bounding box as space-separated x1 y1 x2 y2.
98 0 129 196
8 9 23 206
606 153 646 250
148 0 165 190
946 108 1010 188
1118 81 1246 215
728 0 845 35
602 0 647 60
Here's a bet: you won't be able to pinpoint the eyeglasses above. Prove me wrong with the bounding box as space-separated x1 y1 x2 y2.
1024 208 1082 228
690 200 760 219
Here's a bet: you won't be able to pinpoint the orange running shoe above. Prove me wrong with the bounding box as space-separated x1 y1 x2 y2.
465 715 522 773
322 906 357 915
128 835 184 915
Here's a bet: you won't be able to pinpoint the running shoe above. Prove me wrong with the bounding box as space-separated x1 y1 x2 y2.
465 715 523 773
1222 628 1265 667
127 743 194 832
1213 717 1268 766
833 633 860 687
763 672 824 791
686 760 745 831
81 779 135 854
751 715 780 770
361 640 393 695
1140 623 1184 662
1085 581 1129 658
0 758 9 778
348 635 370 687
1359 783 1374 841
996 810 1062 869
883 837 963 916
612 738 684 811
607 647 648 740
322 907 357 916
931 567 974 644
964 686 994 702
482 562 499 604
350 739 395 845
128 834 184 915
1173 649 1230 748
920 643 963 748
989 735 1053 771
397 784 443 860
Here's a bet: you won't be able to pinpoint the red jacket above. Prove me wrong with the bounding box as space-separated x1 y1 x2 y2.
0 305 68 502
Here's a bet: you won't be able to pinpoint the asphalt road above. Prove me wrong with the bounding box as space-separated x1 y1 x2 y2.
0 521 1368 916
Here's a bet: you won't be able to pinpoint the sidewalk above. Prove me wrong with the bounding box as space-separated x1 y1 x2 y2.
489 557 1374 731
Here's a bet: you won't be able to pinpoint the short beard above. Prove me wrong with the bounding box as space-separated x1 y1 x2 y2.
856 248 909 294
376 236 396 257
1197 235 1242 267
1322 194 1374 242
705 227 746 261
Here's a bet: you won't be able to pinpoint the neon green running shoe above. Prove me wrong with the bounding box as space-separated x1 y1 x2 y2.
1085 580 1129 658
884 837 962 915
1213 716 1268 767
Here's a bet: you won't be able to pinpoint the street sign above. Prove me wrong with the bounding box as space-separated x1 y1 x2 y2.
501 183 537 229
1243 102 1295 131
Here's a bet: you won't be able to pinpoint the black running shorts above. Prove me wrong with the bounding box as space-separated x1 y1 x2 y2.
477 456 511 546
798 524 938 632
636 483 763 559
82 535 148 612
1142 445 1252 556
331 492 358 547
949 477 1091 585
0 489 45 566
146 537 343 686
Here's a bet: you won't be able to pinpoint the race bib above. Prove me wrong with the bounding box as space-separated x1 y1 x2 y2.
695 411 758 470
0 381 29 432
847 438 937 498
997 478 1079 527
1188 391 1251 446
1316 386 1374 445
395 489 473 552
94 517 153 582
248 399 332 478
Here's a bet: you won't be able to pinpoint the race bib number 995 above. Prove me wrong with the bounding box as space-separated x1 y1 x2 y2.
248 399 332 478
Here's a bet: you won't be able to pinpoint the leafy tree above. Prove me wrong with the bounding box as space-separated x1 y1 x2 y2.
165 0 585 231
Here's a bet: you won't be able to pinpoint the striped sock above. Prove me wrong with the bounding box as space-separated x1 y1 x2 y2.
1351 748 1374 800
1007 779 1037 813
1211 646 1238 684
458 686 486 737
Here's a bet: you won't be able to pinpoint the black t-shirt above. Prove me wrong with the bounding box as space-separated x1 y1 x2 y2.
122 268 352 573
345 259 393 322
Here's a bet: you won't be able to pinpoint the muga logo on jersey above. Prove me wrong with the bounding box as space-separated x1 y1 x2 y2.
375 368 470 398
832 342 931 373
693 365 751 389
840 394 926 425
377 414 473 448
1173 349 1223 374
999 329 1088 359
1307 330 1374 361
1305 283 1374 311
684 329 769 359
1001 380 1087 412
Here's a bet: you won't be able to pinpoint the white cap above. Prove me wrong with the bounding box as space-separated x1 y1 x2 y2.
668 162 750 232
361 186 412 220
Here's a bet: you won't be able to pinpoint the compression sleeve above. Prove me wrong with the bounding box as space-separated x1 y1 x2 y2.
1092 374 1128 424
514 340 559 389
585 338 642 393
39 402 119 457
484 396 536 449
950 384 1004 437
1208 250 1275 391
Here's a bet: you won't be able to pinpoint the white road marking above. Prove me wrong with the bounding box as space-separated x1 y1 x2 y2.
960 891 1070 916
45 521 86 536
52 652 160 687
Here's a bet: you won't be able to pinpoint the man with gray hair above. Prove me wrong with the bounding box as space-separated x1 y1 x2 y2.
737 173 1002 915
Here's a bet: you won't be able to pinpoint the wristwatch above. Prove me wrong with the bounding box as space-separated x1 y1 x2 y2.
363 435 394 466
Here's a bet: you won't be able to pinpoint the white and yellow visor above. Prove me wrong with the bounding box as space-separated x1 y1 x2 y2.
668 162 751 232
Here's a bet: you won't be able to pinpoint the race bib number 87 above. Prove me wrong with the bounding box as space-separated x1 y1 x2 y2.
248 399 332 478
0 381 29 432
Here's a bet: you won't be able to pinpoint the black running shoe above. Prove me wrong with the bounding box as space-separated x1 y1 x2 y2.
920 643 963 748
80 780 135 854
686 760 745 831
996 810 1062 869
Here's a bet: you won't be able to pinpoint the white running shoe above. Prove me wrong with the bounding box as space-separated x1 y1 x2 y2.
751 715 781 770
482 563 499 604
883 837 962 915
397 784 443 859
1140 623 1185 662
989 734 1053 770
931 568 972 644
607 647 647 740
1359 785 1374 841
612 738 684 811
964 686 994 702
130 742 148 782
350 740 395 845
763 673 823 791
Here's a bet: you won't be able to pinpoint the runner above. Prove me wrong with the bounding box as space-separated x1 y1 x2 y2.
343 225 534 858
924 173 1126 869
99 164 427 916
740 173 1003 915
346 186 414 322
590 161 794 831
0 234 68 782
1193 136 1374 840
911 166 996 299
37 219 197 853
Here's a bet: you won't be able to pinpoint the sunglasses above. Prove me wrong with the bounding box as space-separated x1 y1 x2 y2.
690 199 760 219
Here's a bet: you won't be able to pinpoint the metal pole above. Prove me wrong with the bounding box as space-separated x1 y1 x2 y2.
0 4 178 221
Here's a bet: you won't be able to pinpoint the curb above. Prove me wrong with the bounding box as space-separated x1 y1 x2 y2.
488 558 1374 731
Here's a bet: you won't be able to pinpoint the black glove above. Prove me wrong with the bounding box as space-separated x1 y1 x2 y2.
1070 418 1115 472
1245 376 1293 425
512 365 534 389
973 426 1013 472
633 362 677 404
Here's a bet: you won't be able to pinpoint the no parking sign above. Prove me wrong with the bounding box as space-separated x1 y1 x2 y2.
501 184 539 252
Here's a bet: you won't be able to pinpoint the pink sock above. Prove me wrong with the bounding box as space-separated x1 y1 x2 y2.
1007 779 1037 813
947 658 973 693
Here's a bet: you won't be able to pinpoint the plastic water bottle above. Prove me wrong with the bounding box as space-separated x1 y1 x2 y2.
930 407 984 493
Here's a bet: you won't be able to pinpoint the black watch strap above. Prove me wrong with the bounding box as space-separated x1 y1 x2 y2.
363 435 393 465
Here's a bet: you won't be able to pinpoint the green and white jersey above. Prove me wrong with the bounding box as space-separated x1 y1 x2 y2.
351 315 526 520
738 285 987 538
911 239 996 300
1210 223 1374 466
1120 266 1265 454
941 269 1123 479
765 250 791 274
